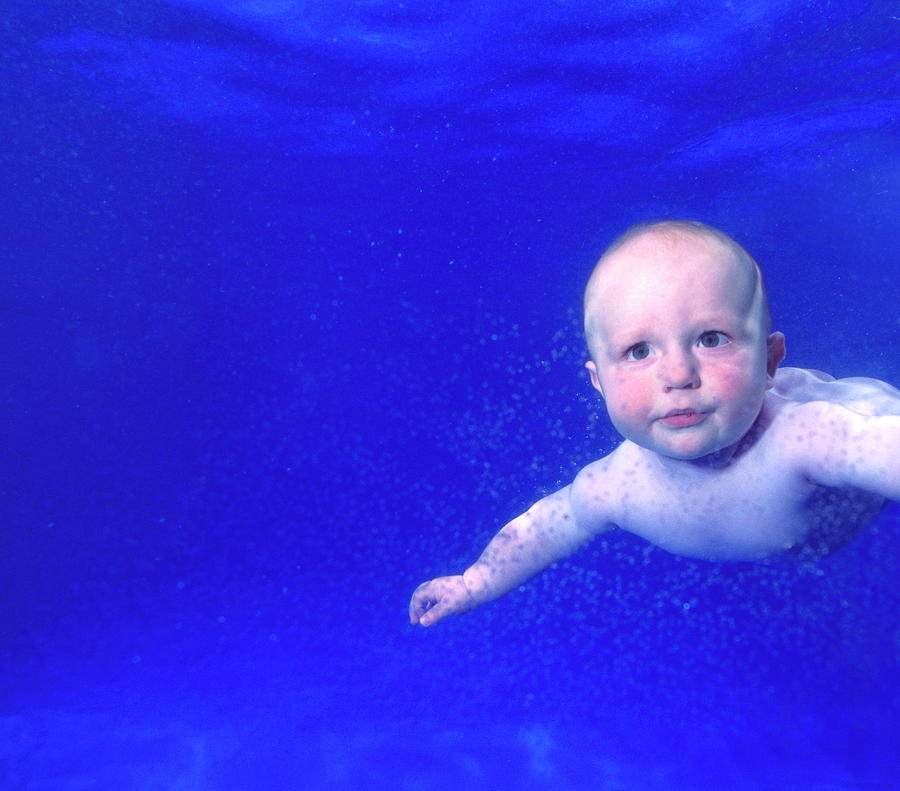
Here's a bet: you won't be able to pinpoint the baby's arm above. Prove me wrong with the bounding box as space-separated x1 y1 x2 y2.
409 483 608 627
791 400 900 501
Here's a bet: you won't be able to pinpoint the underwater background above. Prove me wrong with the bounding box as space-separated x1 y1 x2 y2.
2 1 899 788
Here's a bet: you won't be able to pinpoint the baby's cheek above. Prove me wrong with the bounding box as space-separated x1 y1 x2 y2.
608 381 648 422
717 372 745 398
614 397 642 421
717 367 765 414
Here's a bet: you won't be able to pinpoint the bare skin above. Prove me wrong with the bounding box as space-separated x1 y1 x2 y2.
409 225 899 627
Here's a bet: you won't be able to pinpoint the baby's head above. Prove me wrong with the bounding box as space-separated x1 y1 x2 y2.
583 220 785 461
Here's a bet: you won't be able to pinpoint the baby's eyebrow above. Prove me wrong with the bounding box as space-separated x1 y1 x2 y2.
606 317 741 346
602 334 651 356
607 327 655 345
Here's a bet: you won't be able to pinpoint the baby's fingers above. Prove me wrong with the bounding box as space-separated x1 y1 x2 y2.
409 582 439 625
416 597 453 627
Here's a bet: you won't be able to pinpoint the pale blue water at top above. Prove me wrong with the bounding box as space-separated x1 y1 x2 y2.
1 1 898 788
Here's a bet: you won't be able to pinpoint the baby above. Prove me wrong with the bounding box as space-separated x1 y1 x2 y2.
409 220 899 627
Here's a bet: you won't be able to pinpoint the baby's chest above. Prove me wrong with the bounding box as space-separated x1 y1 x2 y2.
615 468 818 561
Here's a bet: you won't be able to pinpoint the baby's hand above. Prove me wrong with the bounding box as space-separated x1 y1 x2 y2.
408 575 475 627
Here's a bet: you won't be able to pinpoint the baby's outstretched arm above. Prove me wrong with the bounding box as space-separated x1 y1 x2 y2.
409 485 602 627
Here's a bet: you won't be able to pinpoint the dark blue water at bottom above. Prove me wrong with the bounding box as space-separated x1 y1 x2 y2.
4 502 898 788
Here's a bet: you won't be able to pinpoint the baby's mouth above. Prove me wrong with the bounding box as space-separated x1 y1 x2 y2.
659 409 708 428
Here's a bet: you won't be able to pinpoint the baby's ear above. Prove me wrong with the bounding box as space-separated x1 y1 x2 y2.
585 361 604 398
766 332 786 384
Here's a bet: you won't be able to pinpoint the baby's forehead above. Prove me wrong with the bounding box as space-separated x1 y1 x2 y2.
583 228 763 342
611 226 739 270
588 230 749 301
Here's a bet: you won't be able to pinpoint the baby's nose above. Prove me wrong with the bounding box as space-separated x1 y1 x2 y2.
660 352 700 390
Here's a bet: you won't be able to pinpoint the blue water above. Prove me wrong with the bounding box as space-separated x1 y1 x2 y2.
2 2 898 788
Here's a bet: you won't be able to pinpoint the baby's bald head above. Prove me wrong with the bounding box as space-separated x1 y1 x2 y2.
584 221 771 360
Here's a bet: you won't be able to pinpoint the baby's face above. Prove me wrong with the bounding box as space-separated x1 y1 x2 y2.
584 232 781 461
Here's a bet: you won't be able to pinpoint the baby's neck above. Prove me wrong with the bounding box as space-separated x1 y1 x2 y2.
649 442 740 477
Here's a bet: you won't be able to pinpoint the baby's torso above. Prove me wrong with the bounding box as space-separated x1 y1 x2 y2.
605 445 882 561
591 370 890 561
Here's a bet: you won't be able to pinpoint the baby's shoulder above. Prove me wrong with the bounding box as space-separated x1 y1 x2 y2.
761 369 898 473
569 442 643 523
573 442 642 485
771 367 900 417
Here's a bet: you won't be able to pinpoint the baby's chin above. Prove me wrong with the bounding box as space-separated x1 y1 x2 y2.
646 408 763 464
647 428 753 467
664 444 737 466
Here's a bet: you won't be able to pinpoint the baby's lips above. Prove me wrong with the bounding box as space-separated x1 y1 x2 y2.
661 406 704 417
659 410 709 428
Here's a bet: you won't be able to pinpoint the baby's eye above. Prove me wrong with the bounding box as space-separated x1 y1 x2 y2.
625 342 653 361
697 331 729 348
